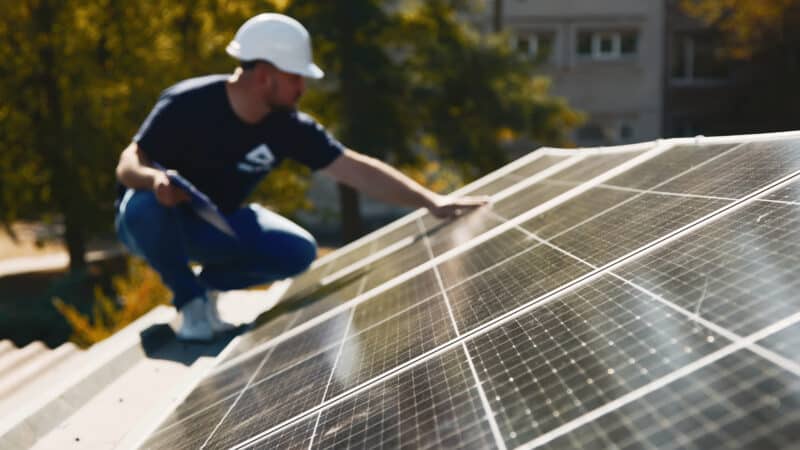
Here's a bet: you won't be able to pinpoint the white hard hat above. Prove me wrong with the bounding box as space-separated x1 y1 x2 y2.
226 13 324 79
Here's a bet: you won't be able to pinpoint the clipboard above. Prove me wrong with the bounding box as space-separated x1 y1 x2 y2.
152 162 237 238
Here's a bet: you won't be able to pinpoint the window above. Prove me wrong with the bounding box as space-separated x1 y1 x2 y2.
513 33 555 63
577 30 639 60
671 33 729 82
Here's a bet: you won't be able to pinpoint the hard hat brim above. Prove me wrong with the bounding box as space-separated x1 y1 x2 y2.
226 43 324 79
302 64 324 80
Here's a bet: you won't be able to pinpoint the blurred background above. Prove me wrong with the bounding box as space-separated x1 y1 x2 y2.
0 0 797 348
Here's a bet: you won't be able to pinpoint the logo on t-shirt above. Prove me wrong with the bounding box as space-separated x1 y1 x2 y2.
238 144 275 173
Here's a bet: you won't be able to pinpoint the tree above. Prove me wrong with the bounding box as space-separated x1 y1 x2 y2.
679 0 800 132
285 0 582 241
0 0 581 267
0 0 308 270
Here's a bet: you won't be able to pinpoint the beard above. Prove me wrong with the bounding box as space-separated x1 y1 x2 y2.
268 103 297 114
264 81 298 114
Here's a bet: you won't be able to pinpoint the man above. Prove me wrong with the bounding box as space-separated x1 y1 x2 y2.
115 13 488 341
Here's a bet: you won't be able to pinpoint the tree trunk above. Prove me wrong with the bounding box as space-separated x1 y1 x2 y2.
338 183 364 243
493 0 503 32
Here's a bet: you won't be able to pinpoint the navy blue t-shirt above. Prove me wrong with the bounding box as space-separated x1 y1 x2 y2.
131 75 344 213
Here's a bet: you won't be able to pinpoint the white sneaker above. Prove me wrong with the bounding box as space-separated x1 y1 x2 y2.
176 296 214 342
206 292 237 333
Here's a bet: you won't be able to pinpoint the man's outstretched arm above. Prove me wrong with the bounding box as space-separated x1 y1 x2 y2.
322 149 489 219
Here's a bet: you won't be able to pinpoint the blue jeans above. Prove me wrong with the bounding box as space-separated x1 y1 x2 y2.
115 189 317 309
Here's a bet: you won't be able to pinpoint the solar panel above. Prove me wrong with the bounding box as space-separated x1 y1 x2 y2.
140 134 800 449
613 182 800 335
460 153 570 197
535 350 800 449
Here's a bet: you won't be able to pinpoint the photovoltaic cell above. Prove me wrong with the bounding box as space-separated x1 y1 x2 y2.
464 154 568 197
322 221 422 277
291 274 367 327
328 294 457 398
613 189 800 335
368 221 424 253
519 186 638 239
165 351 268 427
205 349 337 448
758 323 800 364
225 274 364 363
549 192 731 266
253 311 349 380
491 182 576 222
361 239 432 291
445 243 593 332
548 151 643 183
218 309 297 363
142 396 238 450
351 270 440 325
312 348 498 449
540 350 800 450
604 144 736 191
653 138 800 198
491 152 645 222
436 228 533 289
250 414 318 450
319 244 376 278
763 182 800 203
424 209 505 256
467 274 728 449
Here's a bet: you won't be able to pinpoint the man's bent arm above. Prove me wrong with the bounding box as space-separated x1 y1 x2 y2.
115 142 162 190
115 142 188 206
322 149 488 218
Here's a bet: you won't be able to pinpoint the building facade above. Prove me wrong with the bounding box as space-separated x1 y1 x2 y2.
501 0 665 146
662 0 746 138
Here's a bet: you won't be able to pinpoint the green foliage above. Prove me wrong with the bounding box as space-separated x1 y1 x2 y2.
0 0 298 269
1 0 581 264
401 1 583 177
288 0 582 180
53 257 171 348
679 0 799 59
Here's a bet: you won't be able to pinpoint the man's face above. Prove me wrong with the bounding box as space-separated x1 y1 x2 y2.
262 66 306 111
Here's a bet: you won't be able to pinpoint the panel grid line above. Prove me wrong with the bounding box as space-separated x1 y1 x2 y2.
233 164 800 449
514 311 800 450
318 155 584 289
605 272 800 377
233 284 800 450
307 274 369 448
218 142 676 371
418 217 508 450
544 178 751 203
145 308 306 439
307 148 569 276
593 182 738 202
489 177 800 379
200 339 280 448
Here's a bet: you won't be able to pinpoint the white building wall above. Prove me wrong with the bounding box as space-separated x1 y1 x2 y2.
502 0 665 145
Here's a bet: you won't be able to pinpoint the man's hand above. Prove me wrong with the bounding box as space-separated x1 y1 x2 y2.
427 194 491 219
152 170 190 207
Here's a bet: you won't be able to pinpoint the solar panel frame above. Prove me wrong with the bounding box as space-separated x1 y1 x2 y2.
136 132 800 450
